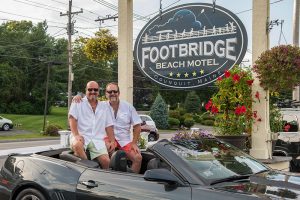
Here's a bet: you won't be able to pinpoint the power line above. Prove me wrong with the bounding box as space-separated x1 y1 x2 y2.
0 10 66 25
0 29 66 47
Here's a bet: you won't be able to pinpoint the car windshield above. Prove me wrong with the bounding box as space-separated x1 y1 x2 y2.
168 139 268 181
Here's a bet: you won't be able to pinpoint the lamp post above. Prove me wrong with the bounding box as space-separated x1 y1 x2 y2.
43 61 63 133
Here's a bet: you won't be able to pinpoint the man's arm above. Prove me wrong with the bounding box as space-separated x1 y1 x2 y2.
105 125 116 153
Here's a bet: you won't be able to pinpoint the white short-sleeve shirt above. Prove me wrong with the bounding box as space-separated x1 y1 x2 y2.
69 97 113 150
106 100 142 147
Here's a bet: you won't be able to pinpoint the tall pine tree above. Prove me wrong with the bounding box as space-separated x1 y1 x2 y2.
150 93 169 129
184 91 201 113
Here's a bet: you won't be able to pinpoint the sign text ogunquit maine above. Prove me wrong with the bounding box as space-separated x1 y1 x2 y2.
134 3 248 89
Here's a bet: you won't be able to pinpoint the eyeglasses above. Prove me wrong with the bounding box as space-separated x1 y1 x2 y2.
106 90 118 94
87 88 99 92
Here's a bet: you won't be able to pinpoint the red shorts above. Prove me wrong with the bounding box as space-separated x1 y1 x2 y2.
104 137 132 153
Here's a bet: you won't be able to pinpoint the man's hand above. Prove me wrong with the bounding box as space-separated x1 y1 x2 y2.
106 140 116 154
130 142 140 154
74 135 84 144
72 95 82 103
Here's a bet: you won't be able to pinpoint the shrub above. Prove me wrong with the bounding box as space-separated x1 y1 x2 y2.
168 117 180 127
184 117 195 129
184 91 201 113
168 110 180 120
202 119 215 126
44 124 63 136
193 114 202 123
150 93 169 129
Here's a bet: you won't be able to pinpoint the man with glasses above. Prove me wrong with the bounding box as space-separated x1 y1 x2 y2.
69 81 116 169
73 82 142 173
104 82 142 173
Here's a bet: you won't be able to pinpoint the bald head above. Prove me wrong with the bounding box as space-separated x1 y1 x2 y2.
86 81 99 101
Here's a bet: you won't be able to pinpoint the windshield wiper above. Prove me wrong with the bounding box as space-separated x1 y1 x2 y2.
210 175 250 185
254 169 269 174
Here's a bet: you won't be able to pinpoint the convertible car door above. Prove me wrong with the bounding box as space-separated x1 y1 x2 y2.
76 169 191 200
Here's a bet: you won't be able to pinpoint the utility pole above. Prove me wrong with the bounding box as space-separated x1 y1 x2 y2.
43 62 51 133
43 61 63 133
292 0 300 103
60 0 83 111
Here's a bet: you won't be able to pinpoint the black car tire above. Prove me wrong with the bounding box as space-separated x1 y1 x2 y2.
2 123 10 131
148 133 156 142
15 188 46 200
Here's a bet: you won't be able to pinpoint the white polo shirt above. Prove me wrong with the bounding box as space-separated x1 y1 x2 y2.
106 100 142 147
69 97 113 150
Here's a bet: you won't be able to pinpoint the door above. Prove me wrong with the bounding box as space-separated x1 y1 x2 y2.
76 169 191 200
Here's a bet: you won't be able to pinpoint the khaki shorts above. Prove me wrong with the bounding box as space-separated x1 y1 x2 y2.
70 136 108 160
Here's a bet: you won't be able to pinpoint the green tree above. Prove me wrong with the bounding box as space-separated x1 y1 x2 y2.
184 91 201 113
72 37 116 95
82 29 118 63
150 93 169 129
0 20 68 114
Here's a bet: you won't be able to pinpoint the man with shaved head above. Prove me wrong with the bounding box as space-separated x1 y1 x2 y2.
68 81 116 169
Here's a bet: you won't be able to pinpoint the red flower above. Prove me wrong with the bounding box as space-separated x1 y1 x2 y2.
257 118 262 122
211 105 219 114
235 105 247 115
217 77 222 81
224 70 231 78
205 99 212 111
246 79 254 86
240 105 246 113
255 91 260 102
284 124 291 132
232 74 240 83
253 111 257 118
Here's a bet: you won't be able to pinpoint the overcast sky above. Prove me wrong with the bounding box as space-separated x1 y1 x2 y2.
0 0 297 65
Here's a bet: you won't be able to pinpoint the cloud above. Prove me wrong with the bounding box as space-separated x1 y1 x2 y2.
148 9 202 35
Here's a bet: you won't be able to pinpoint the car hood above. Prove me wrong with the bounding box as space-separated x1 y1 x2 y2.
1 118 12 124
213 171 300 199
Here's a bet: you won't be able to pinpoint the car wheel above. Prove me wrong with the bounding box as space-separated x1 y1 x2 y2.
2 123 10 131
148 133 156 142
15 188 46 200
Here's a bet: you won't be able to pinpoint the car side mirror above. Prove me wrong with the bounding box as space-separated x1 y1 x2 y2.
141 121 146 126
144 168 179 184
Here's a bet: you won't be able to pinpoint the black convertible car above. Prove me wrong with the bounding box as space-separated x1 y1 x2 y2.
1 138 300 200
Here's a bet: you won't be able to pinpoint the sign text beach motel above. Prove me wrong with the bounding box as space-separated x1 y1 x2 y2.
134 3 248 89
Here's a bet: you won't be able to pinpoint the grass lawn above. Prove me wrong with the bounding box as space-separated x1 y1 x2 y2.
0 106 68 134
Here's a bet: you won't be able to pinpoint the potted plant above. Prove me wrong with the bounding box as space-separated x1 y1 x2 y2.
253 45 300 92
205 66 256 150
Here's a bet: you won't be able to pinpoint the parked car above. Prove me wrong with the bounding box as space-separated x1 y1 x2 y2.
139 114 159 141
1 138 300 199
0 116 13 131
